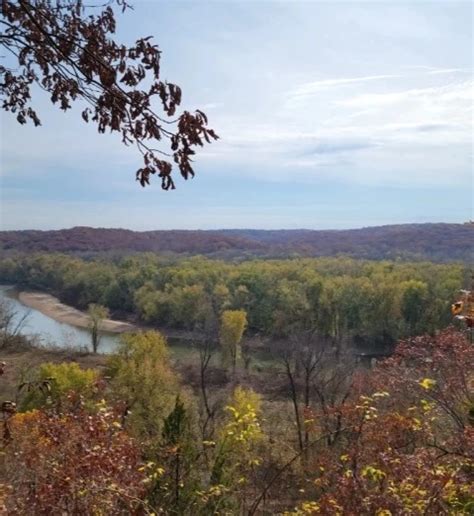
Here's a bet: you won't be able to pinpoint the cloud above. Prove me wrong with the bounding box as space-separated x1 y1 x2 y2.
2 0 472 230
198 74 473 189
336 81 472 108
412 123 455 132
199 102 223 110
404 65 472 75
288 75 400 100
427 68 472 75
300 140 377 156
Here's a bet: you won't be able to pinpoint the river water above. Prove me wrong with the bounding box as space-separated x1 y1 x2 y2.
0 285 121 353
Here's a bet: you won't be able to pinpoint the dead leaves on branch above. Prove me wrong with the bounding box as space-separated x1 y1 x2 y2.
0 0 218 189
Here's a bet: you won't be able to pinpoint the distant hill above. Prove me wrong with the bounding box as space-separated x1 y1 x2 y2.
0 223 472 262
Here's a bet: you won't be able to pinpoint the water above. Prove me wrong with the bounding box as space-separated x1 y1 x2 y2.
0 286 214 362
0 285 120 353
0 286 276 367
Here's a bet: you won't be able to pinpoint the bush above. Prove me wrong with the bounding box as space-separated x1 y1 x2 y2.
20 362 99 411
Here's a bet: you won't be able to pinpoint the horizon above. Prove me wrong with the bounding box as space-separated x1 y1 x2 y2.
1 1 473 230
0 221 470 233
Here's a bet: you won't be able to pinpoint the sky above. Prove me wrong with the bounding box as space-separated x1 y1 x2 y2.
0 0 473 230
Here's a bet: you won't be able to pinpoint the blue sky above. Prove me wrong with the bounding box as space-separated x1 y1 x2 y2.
1 0 472 230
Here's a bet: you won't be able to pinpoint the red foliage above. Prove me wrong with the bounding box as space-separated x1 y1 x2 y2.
4 405 147 514
296 329 474 515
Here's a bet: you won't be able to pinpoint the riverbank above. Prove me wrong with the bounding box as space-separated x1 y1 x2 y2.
18 292 137 334
13 289 205 344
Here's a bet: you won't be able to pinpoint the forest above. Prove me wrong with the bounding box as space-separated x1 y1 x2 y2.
0 253 468 347
1 223 473 262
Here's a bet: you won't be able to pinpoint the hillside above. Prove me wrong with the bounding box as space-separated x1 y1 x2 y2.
0 223 472 262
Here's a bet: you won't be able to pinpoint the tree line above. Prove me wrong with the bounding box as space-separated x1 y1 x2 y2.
0 253 466 347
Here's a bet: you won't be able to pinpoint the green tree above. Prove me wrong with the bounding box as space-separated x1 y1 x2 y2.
149 396 199 513
212 283 231 315
107 331 179 442
204 387 263 513
272 279 310 337
400 280 429 334
134 284 171 325
168 284 210 329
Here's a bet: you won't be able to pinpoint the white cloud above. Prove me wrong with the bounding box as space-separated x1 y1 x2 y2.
428 68 471 75
289 75 400 98
198 73 473 188
336 81 473 108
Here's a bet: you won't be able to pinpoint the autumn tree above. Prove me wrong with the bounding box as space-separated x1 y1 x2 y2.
107 331 179 442
147 396 199 513
0 0 218 189
87 303 109 353
194 311 220 442
284 328 474 515
278 331 320 455
219 309 247 373
379 328 474 433
0 253 465 341
277 331 355 457
203 387 264 513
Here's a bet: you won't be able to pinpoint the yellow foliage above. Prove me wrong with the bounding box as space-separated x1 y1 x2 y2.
285 501 321 515
222 386 262 448
361 465 386 482
107 331 179 439
419 378 436 390
21 362 99 410
219 309 247 369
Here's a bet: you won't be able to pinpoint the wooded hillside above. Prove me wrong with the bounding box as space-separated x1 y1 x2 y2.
0 223 472 262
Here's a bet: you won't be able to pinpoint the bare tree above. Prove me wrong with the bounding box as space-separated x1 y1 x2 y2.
196 336 215 438
0 299 30 348
194 312 221 442
87 303 109 353
311 346 356 447
278 330 325 456
278 330 356 457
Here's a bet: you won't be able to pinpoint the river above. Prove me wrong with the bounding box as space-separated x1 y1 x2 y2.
0 286 276 367
0 286 225 363
0 285 120 353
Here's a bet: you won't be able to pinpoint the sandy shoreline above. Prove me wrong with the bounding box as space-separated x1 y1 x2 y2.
18 292 137 334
